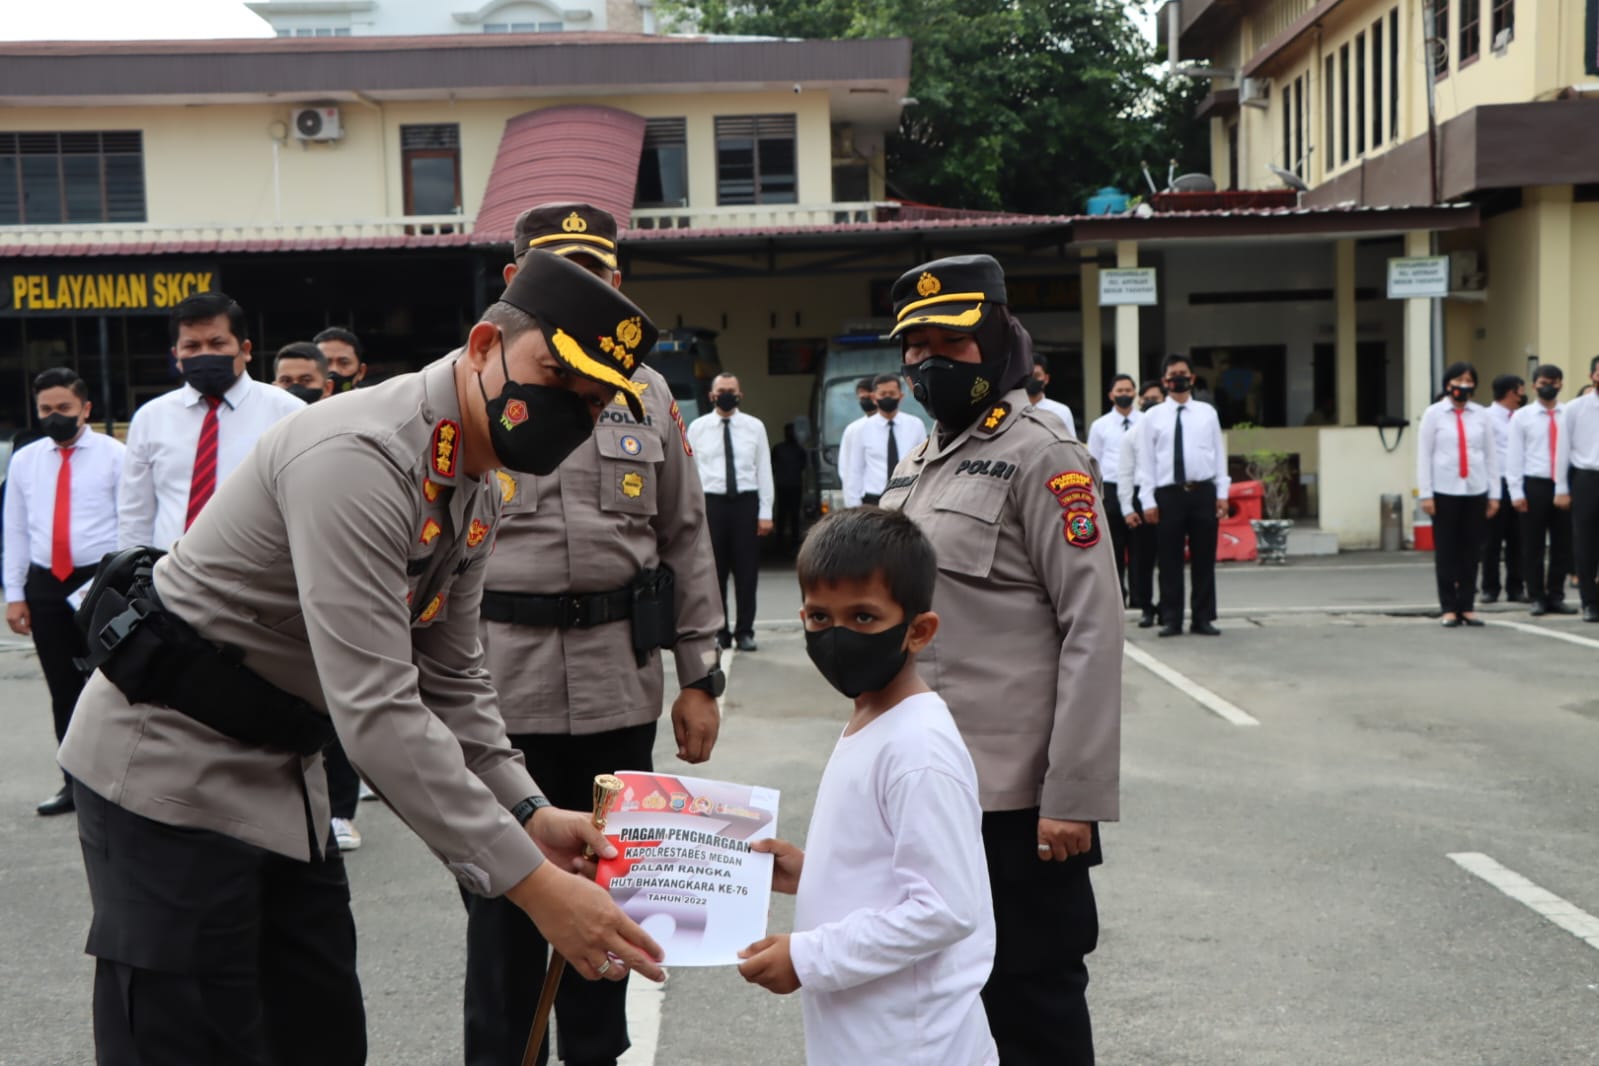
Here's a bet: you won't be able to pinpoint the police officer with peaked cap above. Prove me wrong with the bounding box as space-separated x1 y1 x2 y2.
878 254 1123 1066
58 251 668 1064
464 202 724 1066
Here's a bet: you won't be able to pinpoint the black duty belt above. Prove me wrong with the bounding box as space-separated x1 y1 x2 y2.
1166 479 1214 492
481 588 633 629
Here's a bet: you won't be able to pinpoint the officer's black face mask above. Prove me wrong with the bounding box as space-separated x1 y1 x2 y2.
285 384 322 406
1113 394 1135 410
40 412 82 443
1141 396 1162 411
181 354 240 399
478 330 594 477
875 395 900 414
715 391 740 413
327 371 359 394
858 396 877 414
1537 384 1561 402
1448 384 1475 403
909 356 999 432
1167 374 1193 395
805 622 910 699
1025 377 1046 398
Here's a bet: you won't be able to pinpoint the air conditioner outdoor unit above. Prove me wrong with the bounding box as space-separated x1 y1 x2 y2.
292 107 343 142
1240 78 1271 108
1450 249 1486 292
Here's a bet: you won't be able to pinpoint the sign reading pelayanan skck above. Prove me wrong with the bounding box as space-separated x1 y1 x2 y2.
2 264 220 317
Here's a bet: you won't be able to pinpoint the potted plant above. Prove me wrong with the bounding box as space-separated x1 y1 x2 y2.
1235 423 1294 565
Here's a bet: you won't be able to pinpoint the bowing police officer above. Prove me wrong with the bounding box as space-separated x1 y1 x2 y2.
466 202 724 1066
879 255 1123 1066
58 252 667 1065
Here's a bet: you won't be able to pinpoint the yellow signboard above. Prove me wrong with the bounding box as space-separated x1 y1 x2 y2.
3 266 218 316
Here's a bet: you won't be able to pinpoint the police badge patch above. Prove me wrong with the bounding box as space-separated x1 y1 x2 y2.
1064 510 1100 548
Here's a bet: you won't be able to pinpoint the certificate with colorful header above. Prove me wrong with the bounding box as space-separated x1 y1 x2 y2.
594 771 780 967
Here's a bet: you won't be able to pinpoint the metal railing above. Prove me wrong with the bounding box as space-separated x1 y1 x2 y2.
629 202 892 231
0 215 475 249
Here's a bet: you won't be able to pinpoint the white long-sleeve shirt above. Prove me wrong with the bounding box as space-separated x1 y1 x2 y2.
790 691 997 1066
1031 396 1077 439
1486 401 1516 498
117 374 304 551
1416 399 1498 498
842 412 927 506
1087 407 1139 485
686 410 774 520
1558 391 1599 475
1117 415 1146 515
4 426 125 601
1505 402 1568 501
1134 396 1230 500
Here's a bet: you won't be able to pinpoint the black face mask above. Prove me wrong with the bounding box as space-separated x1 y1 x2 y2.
715 391 739 413
805 622 910 699
858 397 877 414
40 413 81 444
285 384 323 406
327 371 359 394
1449 384 1475 402
1113 394 1135 410
910 356 1002 432
1167 374 1193 395
1025 377 1046 398
1537 384 1561 402
182 354 240 399
478 331 595 476
876 395 900 414
1141 397 1162 411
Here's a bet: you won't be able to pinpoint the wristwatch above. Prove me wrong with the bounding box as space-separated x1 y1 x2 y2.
683 667 727 698
511 794 553 827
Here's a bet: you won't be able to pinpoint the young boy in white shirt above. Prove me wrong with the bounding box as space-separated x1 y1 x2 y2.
737 507 998 1066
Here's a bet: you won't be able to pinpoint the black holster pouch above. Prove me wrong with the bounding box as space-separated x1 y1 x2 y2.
629 566 678 668
73 547 335 758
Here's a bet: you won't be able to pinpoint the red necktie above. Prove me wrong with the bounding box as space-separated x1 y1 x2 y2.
50 446 74 583
1548 409 1558 478
1454 408 1468 480
186 396 222 530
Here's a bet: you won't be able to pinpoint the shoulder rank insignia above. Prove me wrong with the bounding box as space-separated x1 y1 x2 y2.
495 469 516 504
621 471 645 498
423 478 441 503
612 381 650 408
982 402 1011 432
420 517 442 545
431 419 460 479
419 594 444 623
466 518 491 548
670 400 693 456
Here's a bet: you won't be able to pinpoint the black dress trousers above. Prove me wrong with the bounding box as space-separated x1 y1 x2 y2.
1518 476 1572 606
705 492 760 640
462 722 657 1066
1570 468 1599 609
23 563 95 787
1103 483 1130 604
1154 481 1219 627
1480 477 1523 597
1128 490 1159 614
1432 492 1489 615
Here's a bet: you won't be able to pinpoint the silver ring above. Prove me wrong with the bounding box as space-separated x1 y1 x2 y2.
1037 844 1052 852
596 959 612 976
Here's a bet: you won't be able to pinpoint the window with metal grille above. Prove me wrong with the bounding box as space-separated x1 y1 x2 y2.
1459 0 1481 64
1371 18 1385 147
400 124 461 215
715 115 797 206
1355 32 1366 155
1324 55 1336 170
636 118 688 208
1339 43 1351 163
1389 8 1400 138
1433 0 1451 77
1490 0 1513 42
0 130 145 225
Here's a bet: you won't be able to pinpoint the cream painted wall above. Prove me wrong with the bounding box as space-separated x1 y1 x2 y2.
1571 204 1599 370
1316 424 1417 547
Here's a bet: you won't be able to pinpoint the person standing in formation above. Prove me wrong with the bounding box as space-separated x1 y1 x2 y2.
688 374 773 652
770 422 809 554
273 342 333 406
1026 353 1078 439
315 326 368 395
1417 361 1499 627
1557 355 1599 622
3 367 124 817
117 291 304 551
836 377 874 507
842 373 926 507
1086 374 1140 605
1506 364 1574 618
1120 379 1166 628
1480 374 1526 603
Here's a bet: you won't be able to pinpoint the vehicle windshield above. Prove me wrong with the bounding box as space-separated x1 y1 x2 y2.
820 376 932 450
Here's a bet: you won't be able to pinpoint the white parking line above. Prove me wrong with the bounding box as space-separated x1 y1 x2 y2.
618 975 666 1065
1487 619 1599 652
1448 852 1599 950
1122 643 1260 726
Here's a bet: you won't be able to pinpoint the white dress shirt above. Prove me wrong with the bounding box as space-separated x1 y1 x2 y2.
4 426 125 602
117 373 305 551
836 414 867 505
1505 402 1568 501
842 412 928 506
1558 391 1599 474
1031 397 1077 439
1416 399 1498 498
1117 415 1146 516
1087 407 1139 485
1486 401 1516 498
1134 396 1230 500
686 409 775 520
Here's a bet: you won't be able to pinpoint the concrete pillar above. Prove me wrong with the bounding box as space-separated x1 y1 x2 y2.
1114 240 1140 381
1080 260 1102 411
1335 239 1357 425
1531 185 1574 365
1403 230 1434 424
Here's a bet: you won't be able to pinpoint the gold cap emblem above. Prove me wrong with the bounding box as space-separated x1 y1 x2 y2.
561 211 588 233
970 377 991 401
916 272 941 297
616 316 643 352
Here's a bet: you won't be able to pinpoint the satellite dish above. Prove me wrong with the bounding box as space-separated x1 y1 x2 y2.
1267 164 1311 192
1171 173 1218 192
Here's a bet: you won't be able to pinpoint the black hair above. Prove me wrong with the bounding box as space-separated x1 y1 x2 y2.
1162 353 1193 374
313 327 363 357
855 377 874 392
1111 373 1136 389
1589 354 1599 375
1533 363 1564 382
33 366 87 401
797 507 937 618
170 291 247 346
275 341 327 375
1032 352 1051 373
871 372 902 390
1443 360 1478 386
1140 378 1165 394
1491 373 1524 399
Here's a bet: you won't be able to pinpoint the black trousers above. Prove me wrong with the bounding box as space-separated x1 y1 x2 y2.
981 809 1101 1066
76 783 365 1066
462 722 657 1066
773 484 803 552
1432 492 1489 615
1519 477 1572 606
1103 483 1130 605
1572 468 1599 608
1154 482 1219 627
323 739 360 821
1128 491 1159 614
1480 478 1523 597
24 563 94 788
706 491 759 640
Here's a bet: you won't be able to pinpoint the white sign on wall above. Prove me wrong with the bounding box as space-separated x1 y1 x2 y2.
1386 256 1449 299
1099 268 1158 306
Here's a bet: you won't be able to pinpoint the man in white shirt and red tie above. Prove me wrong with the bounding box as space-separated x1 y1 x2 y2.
841 372 927 507
1556 355 1599 622
1417 361 1499 626
3 368 125 815
117 292 304 551
1086 374 1140 604
1507 363 1575 617
1480 374 1526 603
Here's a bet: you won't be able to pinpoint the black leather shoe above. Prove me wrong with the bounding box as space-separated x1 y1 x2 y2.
1138 613 1157 629
1190 622 1222 636
736 635 758 652
1529 601 1548 617
1157 625 1182 637
1440 616 1462 628
1507 592 1530 604
1584 607 1599 624
1463 615 1486 627
1479 592 1499 604
716 632 732 649
36 786 75 817
1547 601 1578 615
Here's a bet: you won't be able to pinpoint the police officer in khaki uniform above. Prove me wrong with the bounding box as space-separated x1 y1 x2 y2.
58 252 667 1065
879 255 1122 1066
466 203 724 1066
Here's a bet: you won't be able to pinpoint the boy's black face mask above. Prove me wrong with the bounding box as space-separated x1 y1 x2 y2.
805 623 909 699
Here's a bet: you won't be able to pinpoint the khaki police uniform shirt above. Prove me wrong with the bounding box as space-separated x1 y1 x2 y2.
880 388 1123 822
59 357 544 898
482 364 722 734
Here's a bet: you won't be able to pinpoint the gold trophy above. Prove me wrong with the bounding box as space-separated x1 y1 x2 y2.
522 774 626 1066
